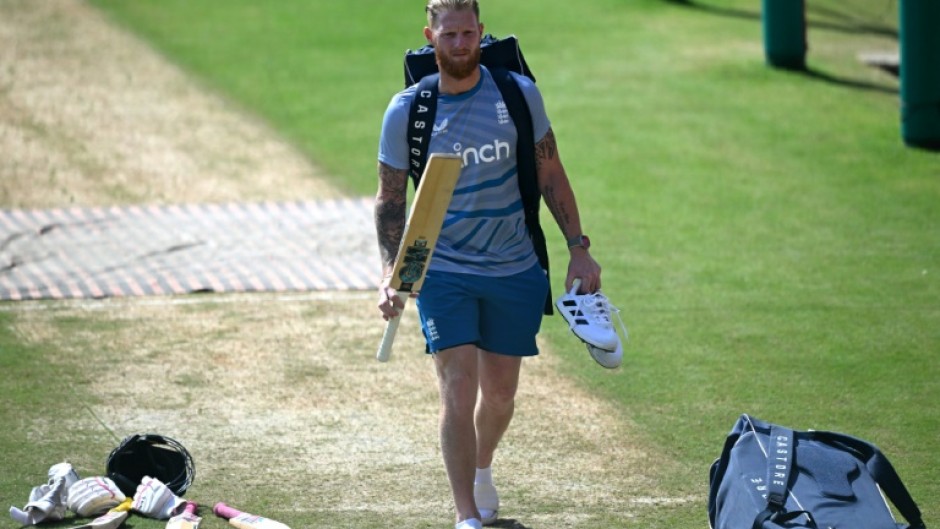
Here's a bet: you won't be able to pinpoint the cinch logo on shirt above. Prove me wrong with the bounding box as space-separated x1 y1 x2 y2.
454 139 511 167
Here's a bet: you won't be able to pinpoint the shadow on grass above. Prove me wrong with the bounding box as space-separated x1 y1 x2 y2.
807 4 898 39
491 519 532 529
767 63 898 95
659 0 900 95
800 66 899 95
661 0 898 38
661 0 760 23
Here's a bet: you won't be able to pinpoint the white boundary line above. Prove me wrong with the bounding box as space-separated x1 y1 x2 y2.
629 495 701 506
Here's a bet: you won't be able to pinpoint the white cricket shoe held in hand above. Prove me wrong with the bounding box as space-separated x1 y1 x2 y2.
132 476 185 520
555 279 621 351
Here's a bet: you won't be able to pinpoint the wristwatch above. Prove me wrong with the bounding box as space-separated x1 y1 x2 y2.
566 234 591 250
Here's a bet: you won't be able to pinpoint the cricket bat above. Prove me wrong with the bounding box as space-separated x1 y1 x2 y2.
65 498 132 529
166 502 200 529
213 502 290 529
376 153 462 362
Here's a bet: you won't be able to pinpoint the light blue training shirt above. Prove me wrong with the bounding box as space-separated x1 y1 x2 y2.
378 66 551 277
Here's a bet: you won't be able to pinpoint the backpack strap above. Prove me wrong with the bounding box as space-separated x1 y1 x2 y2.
489 67 552 315
406 67 553 315
752 426 818 529
809 431 926 529
766 426 794 512
407 74 440 187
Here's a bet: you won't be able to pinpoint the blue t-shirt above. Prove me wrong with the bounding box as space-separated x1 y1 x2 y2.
378 66 551 277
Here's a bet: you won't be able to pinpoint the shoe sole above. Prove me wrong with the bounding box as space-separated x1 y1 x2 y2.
586 342 622 369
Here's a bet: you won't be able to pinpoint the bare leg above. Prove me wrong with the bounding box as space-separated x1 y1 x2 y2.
434 344 482 523
475 350 522 469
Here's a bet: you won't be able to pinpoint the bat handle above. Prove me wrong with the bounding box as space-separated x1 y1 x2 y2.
376 291 410 362
183 502 198 515
213 502 243 520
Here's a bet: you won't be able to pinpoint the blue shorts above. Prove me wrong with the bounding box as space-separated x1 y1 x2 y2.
415 263 549 356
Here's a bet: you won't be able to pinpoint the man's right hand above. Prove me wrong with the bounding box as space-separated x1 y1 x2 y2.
377 279 405 321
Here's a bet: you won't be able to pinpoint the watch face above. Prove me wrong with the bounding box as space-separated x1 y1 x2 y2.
568 234 590 249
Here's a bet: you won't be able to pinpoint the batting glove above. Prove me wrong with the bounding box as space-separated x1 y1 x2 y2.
48 462 81 493
132 476 185 520
9 477 69 525
67 477 127 517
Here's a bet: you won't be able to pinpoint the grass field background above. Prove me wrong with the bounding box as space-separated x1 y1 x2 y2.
3 0 938 527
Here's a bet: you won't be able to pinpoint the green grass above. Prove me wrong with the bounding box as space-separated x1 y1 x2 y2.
0 312 122 495
9 0 940 527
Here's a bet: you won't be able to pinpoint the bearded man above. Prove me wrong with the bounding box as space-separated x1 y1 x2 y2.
374 2 602 527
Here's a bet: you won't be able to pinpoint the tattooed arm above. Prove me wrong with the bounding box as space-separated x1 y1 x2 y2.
375 161 409 318
536 128 581 240
535 127 602 293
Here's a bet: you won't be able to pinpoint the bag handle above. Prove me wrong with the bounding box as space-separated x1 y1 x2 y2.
753 509 817 529
810 430 926 529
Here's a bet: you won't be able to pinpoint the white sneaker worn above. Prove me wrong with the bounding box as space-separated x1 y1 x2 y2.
456 518 483 529
555 279 625 354
473 481 499 525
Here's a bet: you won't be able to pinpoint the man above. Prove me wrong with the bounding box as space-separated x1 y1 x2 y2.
375 1 601 527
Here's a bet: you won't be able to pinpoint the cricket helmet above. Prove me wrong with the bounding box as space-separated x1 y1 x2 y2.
106 433 195 496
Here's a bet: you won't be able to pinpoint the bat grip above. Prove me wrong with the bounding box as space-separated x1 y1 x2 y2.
376 291 410 362
183 502 198 515
213 502 243 520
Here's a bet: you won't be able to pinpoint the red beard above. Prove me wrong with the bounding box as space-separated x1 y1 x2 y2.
436 45 481 80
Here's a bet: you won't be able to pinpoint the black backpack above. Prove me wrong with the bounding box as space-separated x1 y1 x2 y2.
402 35 552 314
708 414 926 529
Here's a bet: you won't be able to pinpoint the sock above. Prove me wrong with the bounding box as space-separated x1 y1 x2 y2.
475 466 493 485
455 519 482 529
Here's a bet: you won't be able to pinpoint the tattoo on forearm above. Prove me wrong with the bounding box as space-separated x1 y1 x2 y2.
376 201 405 269
542 183 572 232
535 128 558 174
375 164 408 271
535 129 574 231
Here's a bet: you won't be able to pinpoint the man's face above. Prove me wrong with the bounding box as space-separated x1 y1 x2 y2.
428 10 482 80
